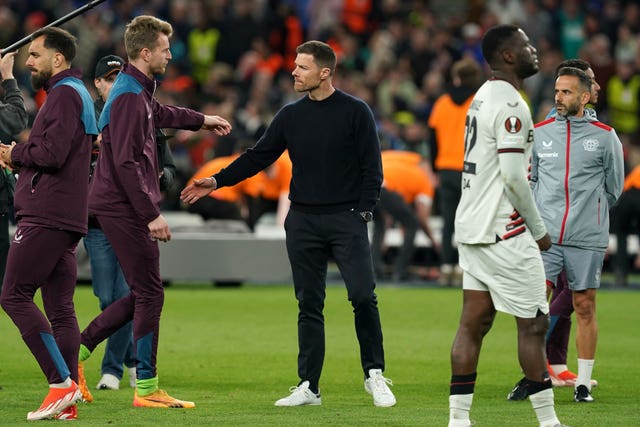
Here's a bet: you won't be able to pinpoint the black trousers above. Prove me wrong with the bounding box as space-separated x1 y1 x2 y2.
610 188 640 277
437 169 462 265
284 209 385 391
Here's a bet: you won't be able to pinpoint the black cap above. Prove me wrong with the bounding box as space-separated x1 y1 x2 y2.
94 55 124 79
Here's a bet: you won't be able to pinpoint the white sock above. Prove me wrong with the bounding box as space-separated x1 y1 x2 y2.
550 364 567 375
577 358 594 390
539 419 563 427
448 420 473 427
529 388 560 427
50 377 72 388
449 394 473 425
441 264 453 274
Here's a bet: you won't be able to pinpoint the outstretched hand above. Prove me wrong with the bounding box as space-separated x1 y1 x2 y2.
202 115 232 136
180 177 217 205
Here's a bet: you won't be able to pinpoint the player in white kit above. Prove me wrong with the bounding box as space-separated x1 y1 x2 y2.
447 25 565 427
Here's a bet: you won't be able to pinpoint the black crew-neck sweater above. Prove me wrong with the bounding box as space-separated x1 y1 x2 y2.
214 89 382 214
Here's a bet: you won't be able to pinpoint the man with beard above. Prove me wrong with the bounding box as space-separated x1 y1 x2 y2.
508 59 602 401
0 27 97 421
530 66 624 403
448 25 564 427
181 40 396 408
76 15 231 410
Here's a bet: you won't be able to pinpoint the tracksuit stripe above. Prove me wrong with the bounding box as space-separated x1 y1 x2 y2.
558 121 571 244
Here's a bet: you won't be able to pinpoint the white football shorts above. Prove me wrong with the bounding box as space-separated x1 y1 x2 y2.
458 234 549 318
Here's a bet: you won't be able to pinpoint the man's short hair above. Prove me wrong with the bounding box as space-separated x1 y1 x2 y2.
557 67 592 93
451 58 483 87
555 58 590 77
31 27 77 63
124 15 173 60
481 24 520 67
296 40 337 74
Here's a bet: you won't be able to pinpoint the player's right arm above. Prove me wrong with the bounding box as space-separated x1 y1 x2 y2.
496 107 548 245
499 150 551 249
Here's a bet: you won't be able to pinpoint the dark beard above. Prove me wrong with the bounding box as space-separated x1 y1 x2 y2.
518 61 538 80
296 82 321 93
516 51 539 80
30 71 51 91
567 103 580 116
563 103 580 117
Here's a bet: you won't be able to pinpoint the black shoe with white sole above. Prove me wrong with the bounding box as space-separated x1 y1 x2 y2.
574 384 594 402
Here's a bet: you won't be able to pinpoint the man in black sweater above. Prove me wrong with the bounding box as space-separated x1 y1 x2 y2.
181 40 396 408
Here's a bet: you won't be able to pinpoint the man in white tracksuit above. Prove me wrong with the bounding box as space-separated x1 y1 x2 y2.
531 66 624 403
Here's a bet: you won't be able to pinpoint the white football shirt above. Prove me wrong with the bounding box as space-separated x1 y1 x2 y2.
455 78 542 244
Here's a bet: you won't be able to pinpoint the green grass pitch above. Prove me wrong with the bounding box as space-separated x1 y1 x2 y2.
0 283 638 426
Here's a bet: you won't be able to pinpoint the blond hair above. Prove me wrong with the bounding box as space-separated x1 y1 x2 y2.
124 15 173 60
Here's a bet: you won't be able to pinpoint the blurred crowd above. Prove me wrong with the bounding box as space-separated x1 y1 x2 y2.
1 0 639 279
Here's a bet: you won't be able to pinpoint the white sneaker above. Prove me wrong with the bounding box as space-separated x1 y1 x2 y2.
364 369 396 407
128 367 136 388
274 381 321 406
96 373 120 390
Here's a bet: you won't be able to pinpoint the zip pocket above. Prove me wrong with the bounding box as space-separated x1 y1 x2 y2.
30 171 42 194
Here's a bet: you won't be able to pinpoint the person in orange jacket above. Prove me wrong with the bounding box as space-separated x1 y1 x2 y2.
428 58 483 286
186 154 264 229
246 150 292 228
372 150 439 281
